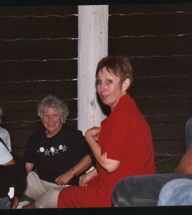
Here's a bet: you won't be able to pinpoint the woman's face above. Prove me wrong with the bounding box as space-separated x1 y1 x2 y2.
96 67 128 110
41 108 63 137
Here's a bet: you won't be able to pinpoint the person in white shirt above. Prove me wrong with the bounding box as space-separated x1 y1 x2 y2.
0 139 27 209
0 139 15 209
0 104 11 151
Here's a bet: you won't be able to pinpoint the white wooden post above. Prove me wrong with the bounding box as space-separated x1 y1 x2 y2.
78 5 108 134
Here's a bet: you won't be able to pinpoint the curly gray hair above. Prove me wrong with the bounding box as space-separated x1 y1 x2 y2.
37 95 69 121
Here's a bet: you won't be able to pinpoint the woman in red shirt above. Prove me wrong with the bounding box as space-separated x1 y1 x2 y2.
58 56 155 208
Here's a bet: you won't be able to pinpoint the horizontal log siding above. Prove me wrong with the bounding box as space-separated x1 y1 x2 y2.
109 4 192 157
1 3 192 159
0 6 78 156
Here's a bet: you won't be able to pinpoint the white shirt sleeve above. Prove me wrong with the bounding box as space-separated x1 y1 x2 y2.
0 126 12 151
0 141 13 165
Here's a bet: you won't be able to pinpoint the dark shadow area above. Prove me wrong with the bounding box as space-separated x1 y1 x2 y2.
2 206 192 215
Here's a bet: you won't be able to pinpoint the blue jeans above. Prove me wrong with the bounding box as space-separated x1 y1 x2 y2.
185 117 192 151
0 197 12 209
112 174 192 207
158 178 192 206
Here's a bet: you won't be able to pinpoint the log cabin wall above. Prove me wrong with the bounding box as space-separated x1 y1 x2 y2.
109 4 192 158
0 6 78 156
1 3 192 159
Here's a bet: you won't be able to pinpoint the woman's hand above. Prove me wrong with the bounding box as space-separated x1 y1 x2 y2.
79 168 98 187
85 126 100 142
55 169 74 185
79 173 90 187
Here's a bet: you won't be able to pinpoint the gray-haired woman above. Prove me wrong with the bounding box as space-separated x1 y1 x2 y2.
20 95 92 209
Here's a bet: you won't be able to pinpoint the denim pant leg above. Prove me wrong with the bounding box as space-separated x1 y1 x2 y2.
0 197 12 209
158 178 192 206
112 174 192 207
185 117 192 151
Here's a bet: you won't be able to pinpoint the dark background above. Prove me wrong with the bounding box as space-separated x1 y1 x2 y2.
0 3 192 161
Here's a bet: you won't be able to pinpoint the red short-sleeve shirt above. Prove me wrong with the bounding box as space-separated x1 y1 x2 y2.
58 94 155 208
96 94 155 198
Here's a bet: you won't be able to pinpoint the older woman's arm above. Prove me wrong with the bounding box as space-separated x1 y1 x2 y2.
175 144 192 175
85 127 120 173
55 154 92 185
